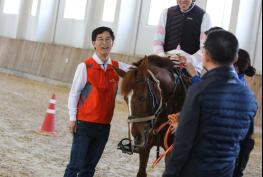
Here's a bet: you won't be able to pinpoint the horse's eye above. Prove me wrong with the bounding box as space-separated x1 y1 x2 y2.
139 96 145 102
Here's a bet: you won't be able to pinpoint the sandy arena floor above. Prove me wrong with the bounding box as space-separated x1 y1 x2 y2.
0 72 262 177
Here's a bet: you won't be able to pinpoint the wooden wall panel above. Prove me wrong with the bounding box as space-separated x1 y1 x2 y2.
246 75 262 127
0 37 9 67
15 41 36 73
0 37 140 82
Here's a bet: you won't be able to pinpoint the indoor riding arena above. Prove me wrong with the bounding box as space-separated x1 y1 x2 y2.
0 0 262 177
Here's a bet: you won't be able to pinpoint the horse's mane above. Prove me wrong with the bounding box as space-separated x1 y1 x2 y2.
121 55 176 95
132 55 174 71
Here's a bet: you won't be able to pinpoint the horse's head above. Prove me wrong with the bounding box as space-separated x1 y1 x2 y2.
115 55 190 150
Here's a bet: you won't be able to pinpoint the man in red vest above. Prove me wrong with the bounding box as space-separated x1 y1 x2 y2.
64 27 131 177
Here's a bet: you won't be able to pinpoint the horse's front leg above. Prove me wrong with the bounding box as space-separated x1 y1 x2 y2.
137 148 150 177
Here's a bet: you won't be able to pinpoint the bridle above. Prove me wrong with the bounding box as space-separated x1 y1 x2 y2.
127 67 188 124
120 69 164 153
117 67 188 154
127 69 163 124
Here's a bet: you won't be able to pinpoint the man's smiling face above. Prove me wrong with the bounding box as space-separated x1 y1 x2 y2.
93 31 113 61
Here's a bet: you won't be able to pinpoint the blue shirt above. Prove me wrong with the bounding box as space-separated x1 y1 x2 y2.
238 73 247 86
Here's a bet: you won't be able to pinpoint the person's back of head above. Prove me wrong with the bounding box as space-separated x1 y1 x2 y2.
235 49 256 77
204 30 239 66
204 27 224 36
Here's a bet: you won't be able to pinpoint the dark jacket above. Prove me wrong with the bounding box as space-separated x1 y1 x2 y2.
164 5 205 54
163 66 258 177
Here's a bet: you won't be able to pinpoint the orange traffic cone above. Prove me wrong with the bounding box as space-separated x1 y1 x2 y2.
37 94 57 136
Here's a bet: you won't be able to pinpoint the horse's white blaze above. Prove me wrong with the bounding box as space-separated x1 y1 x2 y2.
127 90 135 140
127 90 133 116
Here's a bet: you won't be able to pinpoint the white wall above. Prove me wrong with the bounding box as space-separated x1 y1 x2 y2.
55 0 88 48
0 0 20 38
236 0 262 74
253 10 262 75
35 0 58 43
135 0 156 56
113 0 141 55
0 0 262 74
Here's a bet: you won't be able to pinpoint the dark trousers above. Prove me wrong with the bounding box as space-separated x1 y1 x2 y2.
64 121 110 177
233 138 255 177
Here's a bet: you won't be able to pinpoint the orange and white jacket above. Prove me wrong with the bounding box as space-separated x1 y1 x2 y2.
68 53 131 124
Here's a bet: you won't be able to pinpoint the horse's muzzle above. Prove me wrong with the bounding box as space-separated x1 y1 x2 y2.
133 131 151 151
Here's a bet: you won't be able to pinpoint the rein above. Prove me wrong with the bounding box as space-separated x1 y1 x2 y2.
151 114 179 169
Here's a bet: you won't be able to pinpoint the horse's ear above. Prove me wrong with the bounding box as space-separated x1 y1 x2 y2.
113 66 126 78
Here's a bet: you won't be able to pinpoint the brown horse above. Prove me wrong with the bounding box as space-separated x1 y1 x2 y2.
115 55 191 177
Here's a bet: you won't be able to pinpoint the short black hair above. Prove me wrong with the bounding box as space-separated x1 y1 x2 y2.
204 27 224 35
92 26 115 42
204 30 239 65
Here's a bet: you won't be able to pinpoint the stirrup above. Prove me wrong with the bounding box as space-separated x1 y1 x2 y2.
117 138 134 155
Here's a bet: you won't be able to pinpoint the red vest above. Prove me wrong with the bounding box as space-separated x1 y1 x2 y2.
77 57 119 124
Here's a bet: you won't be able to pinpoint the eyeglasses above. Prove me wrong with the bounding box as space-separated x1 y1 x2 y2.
96 38 113 44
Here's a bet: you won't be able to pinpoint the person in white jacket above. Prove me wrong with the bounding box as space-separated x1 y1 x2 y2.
153 0 211 73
